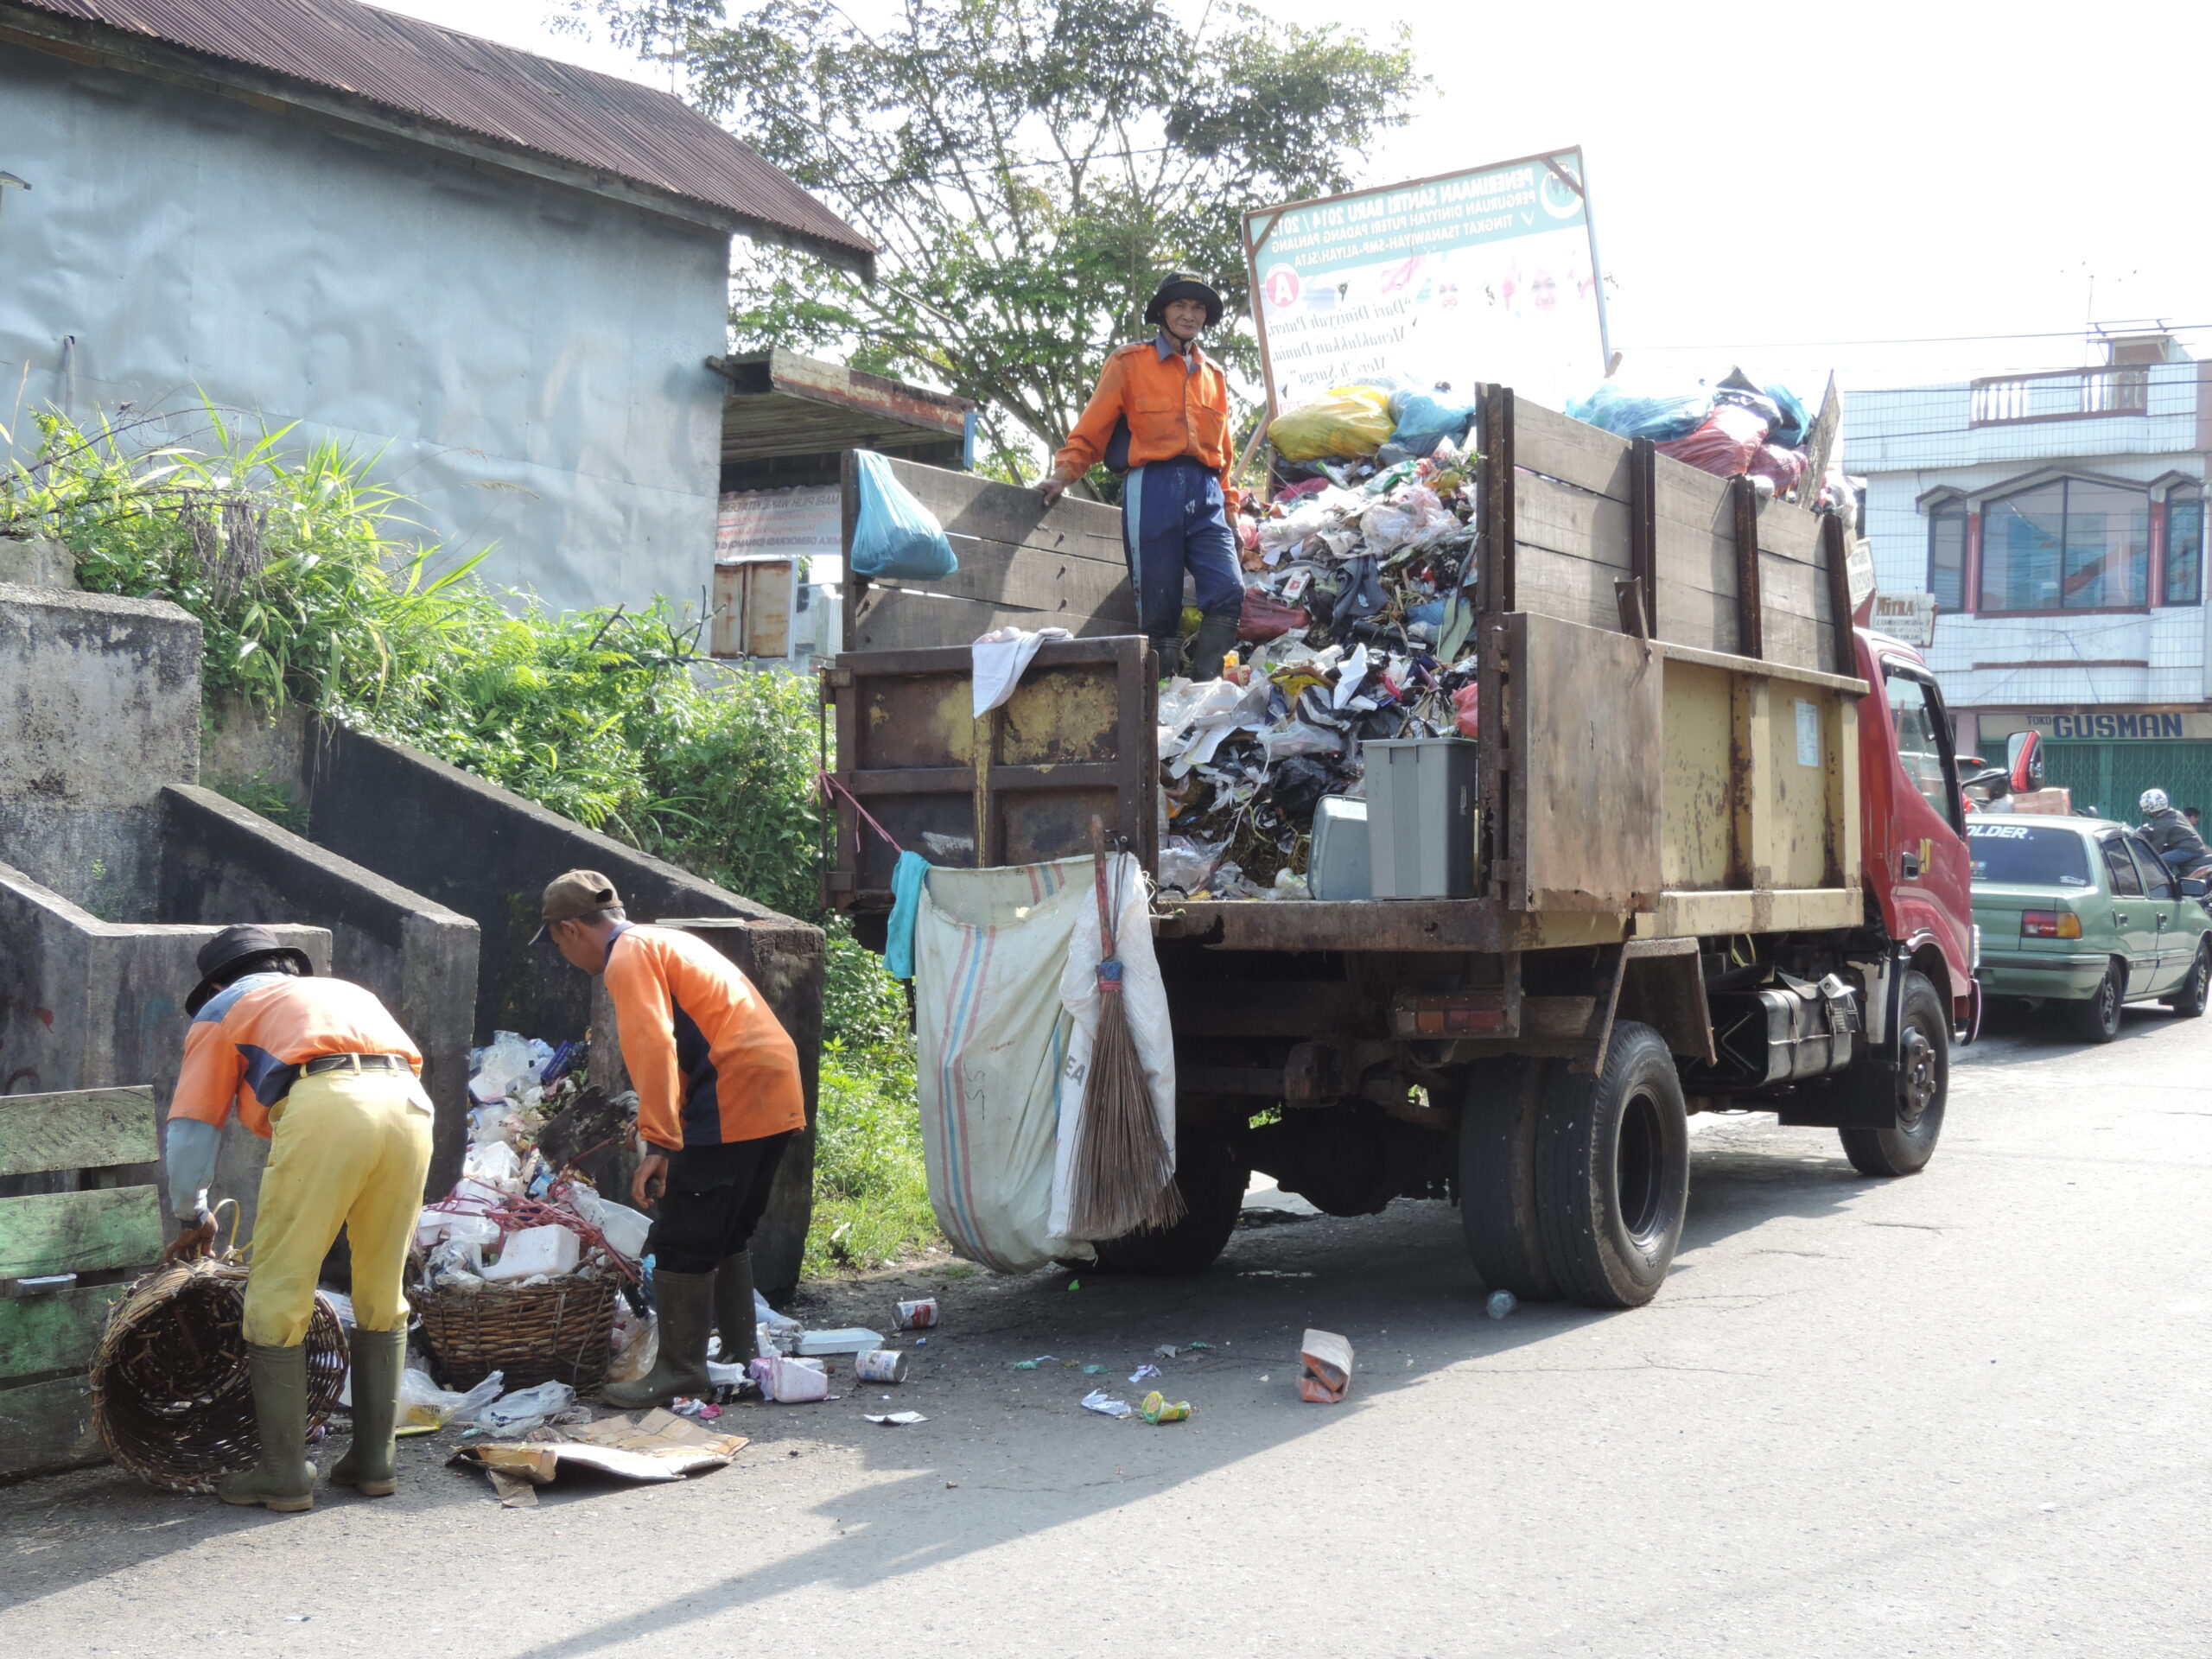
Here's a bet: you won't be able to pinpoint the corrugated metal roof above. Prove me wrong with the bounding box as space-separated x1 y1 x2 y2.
10 0 874 270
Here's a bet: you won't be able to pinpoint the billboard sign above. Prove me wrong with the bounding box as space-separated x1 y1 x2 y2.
1244 148 1610 414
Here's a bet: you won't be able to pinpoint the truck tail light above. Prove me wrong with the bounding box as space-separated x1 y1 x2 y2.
1392 991 1507 1038
2020 910 2081 939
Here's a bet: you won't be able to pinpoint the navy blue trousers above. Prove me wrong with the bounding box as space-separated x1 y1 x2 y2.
1122 458 1242 645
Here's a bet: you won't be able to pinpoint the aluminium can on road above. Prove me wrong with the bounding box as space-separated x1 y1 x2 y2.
894 1298 939 1330
855 1349 910 1383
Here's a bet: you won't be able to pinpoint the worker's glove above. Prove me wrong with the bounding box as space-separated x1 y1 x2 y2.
162 1195 218 1264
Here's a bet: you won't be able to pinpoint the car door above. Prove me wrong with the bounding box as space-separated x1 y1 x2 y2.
2097 834 2158 997
2126 835 2184 992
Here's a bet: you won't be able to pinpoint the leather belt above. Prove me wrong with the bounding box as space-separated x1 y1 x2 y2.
301 1052 407 1077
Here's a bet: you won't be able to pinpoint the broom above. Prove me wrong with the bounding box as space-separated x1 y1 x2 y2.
1065 822 1185 1240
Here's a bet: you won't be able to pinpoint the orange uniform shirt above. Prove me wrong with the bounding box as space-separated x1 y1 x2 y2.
170 975 423 1138
1053 337 1238 508
602 924 806 1154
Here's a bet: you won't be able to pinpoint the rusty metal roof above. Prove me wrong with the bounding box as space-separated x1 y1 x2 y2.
9 0 874 272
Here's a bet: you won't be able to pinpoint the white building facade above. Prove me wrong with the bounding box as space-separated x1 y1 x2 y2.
1846 335 2211 817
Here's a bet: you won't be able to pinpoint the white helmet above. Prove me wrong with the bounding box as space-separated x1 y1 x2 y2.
2142 787 2171 815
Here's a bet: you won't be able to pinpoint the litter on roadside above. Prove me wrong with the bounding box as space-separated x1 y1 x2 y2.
1139 1391 1191 1425
1300 1329 1354 1405
865 1411 929 1427
1012 1355 1058 1370
1487 1289 1517 1319
794 1326 885 1357
1128 1363 1161 1383
448 1408 748 1505
749 1354 830 1403
1081 1390 1135 1420
893 1298 939 1330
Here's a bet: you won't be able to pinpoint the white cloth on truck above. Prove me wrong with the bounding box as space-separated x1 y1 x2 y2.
913 857 1092 1271
970 626 1071 718
1050 852 1176 1241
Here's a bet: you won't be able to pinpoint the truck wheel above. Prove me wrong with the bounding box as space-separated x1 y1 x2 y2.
1839 971 1948 1178
1089 1119 1249 1277
2162 943 2210 1017
1535 1023 1689 1309
2073 961 2125 1043
1457 1058 1559 1301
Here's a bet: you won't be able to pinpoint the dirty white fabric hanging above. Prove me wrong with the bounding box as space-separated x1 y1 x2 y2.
912 853 1176 1271
970 625 1072 717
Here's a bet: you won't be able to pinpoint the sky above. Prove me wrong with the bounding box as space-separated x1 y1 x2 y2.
375 0 2212 398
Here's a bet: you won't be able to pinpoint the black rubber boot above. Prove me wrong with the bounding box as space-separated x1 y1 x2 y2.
712 1249 759 1369
1187 613 1241 683
603 1269 715 1408
1152 633 1186 682
330 1327 404 1497
217 1343 317 1512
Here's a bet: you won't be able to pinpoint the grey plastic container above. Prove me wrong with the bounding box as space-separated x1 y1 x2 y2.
1308 797 1370 900
1363 737 1478 899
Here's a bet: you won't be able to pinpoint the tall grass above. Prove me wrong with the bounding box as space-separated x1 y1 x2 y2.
4 404 935 1273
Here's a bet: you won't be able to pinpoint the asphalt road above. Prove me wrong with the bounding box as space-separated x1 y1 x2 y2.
6 997 2210 1657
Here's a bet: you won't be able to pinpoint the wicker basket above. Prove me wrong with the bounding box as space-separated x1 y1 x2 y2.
91 1259 350 1493
416 1274 620 1393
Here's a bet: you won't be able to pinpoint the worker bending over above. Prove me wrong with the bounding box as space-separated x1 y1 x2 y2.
1043 271 1243 682
164 925 433 1512
537 871 805 1407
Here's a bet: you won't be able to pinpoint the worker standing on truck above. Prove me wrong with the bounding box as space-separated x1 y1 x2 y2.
1041 271 1243 682
162 925 433 1512
536 870 805 1408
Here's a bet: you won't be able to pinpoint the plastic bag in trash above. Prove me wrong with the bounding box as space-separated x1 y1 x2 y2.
1764 382 1813 448
1656 404 1771 480
473 1380 577 1435
1747 443 1809 495
1239 587 1310 642
1385 391 1477 459
1269 387 1394 462
1567 381 1711 442
850 449 959 581
372 1364 504 1427
1158 836 1225 893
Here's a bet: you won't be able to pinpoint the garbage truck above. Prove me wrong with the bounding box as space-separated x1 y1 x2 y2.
819 387 1978 1308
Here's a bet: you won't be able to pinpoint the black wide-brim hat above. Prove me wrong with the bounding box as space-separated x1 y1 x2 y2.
1146 271 1224 328
185 925 314 1015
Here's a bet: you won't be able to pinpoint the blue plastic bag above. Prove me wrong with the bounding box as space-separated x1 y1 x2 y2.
1764 383 1812 448
1567 382 1712 442
851 450 958 582
1385 391 1478 459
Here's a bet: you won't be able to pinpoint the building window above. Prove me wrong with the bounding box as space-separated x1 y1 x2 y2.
1928 503 1967 612
1980 478 2149 612
2165 485 2202 606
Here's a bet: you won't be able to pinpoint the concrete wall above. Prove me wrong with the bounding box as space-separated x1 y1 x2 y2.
0 859 326 1224
0 51 730 614
0 537 78 589
157 785 480 1196
0 583 200 919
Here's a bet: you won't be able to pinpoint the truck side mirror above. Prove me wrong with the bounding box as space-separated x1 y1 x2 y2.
2182 876 2210 899
2007 729 2044 792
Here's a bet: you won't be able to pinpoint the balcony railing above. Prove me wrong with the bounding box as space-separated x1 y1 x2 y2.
1969 365 2151 427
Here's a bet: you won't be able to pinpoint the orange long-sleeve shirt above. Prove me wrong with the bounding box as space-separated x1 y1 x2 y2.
170 975 422 1137
602 925 806 1154
1052 335 1237 507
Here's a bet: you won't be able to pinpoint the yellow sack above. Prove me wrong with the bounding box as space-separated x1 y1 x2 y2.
1268 386 1394 462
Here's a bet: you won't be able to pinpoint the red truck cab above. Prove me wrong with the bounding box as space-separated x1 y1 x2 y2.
1854 627 1980 1040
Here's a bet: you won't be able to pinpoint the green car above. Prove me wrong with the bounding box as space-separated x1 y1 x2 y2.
1968 816 2212 1040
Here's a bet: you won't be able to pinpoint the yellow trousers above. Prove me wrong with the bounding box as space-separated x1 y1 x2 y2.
242 1066 434 1347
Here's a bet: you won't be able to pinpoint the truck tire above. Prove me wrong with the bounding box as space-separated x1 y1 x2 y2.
1457 1058 1560 1301
2073 960 2125 1044
1838 970 1948 1178
2162 942 2210 1016
1535 1023 1689 1309
1089 1120 1249 1277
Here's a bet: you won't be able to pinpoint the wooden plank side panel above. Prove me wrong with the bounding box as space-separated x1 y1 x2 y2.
1757 499 1823 567
0 1186 164 1280
1509 612 1664 912
0 1375 102 1480
848 588 1135 652
0 1282 127 1382
1656 582 1733 656
1513 399 1635 500
1759 551 1825 674
1513 543 1626 635
868 537 1134 620
887 456 1126 561
0 1088 158 1179
1513 471 1633 570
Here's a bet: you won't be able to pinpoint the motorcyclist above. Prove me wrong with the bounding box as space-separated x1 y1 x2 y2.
2139 788 2210 874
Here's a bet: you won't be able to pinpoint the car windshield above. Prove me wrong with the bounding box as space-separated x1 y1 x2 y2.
1967 822 2094 887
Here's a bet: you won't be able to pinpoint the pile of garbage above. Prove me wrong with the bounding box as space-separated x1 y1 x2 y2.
415 1032 647 1293
1161 385 1481 899
1567 367 1855 525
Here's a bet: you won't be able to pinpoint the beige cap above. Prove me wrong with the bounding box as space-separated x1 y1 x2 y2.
531 869 622 943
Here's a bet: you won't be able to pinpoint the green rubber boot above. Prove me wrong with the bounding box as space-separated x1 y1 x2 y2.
603 1269 715 1409
712 1250 759 1369
330 1328 405 1497
217 1343 317 1513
